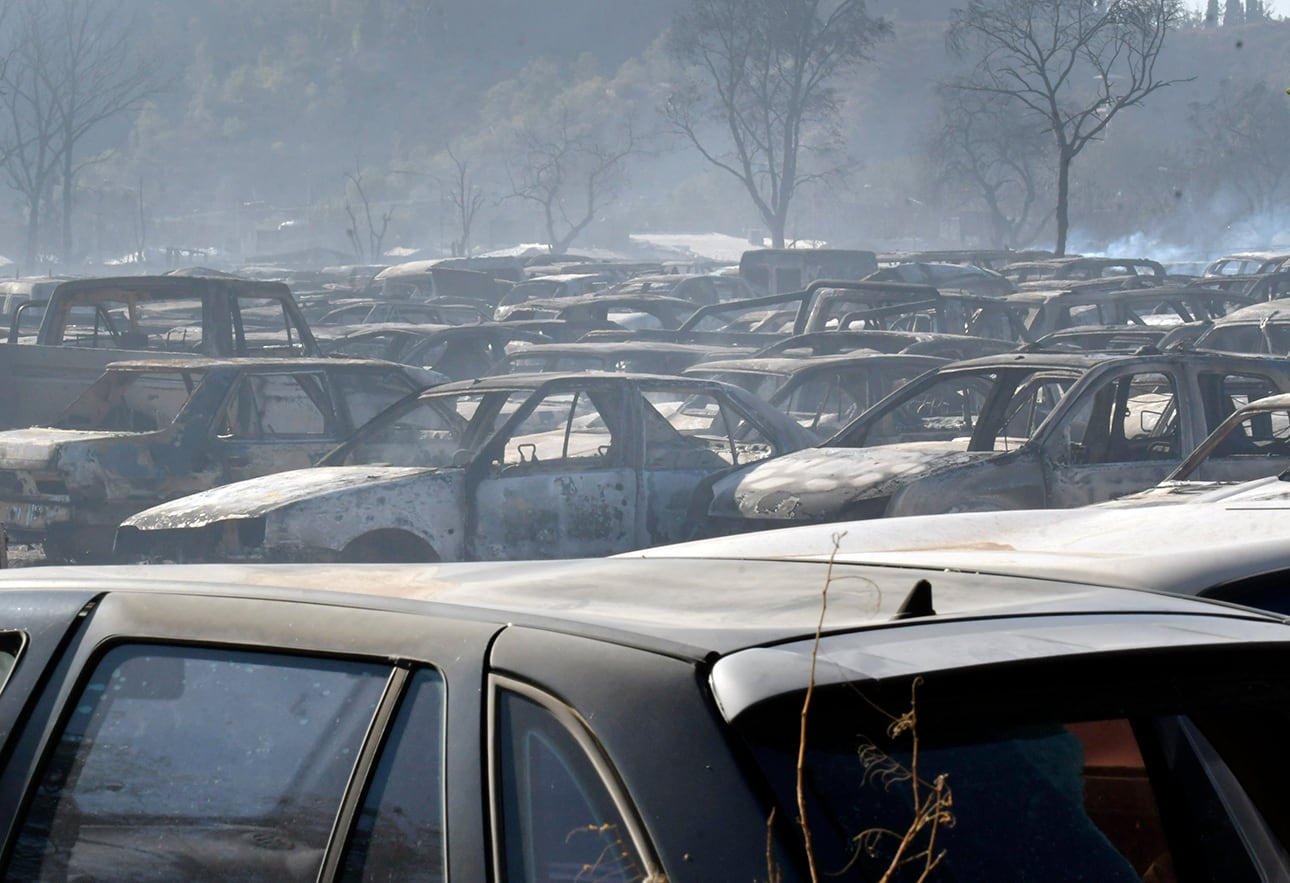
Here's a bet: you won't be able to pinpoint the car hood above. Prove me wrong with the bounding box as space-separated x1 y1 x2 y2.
123 466 442 529
709 442 995 521
0 428 146 471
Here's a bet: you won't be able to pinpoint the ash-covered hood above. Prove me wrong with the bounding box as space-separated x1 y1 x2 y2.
0 428 143 471
122 466 438 529
709 442 995 521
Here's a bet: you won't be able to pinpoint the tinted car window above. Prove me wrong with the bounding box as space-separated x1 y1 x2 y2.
736 665 1290 883
10 645 390 882
341 669 446 883
496 689 649 883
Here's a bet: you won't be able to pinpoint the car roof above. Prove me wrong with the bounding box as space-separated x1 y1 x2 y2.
1207 300 1290 324
687 352 941 375
627 505 1290 600
0 557 1267 662
421 370 746 395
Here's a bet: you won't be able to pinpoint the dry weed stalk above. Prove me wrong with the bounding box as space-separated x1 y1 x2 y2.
568 822 663 882
855 678 954 883
767 532 952 883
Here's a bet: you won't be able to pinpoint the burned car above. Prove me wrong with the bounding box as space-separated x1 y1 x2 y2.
1192 300 1290 355
1 558 1289 879
116 372 814 563
697 350 1290 530
1103 392 1290 507
0 357 434 562
685 352 946 441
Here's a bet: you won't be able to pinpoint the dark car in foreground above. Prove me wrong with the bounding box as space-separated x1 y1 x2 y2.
0 558 1288 880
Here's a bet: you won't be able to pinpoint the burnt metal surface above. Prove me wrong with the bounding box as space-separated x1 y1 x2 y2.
703 350 1290 527
0 358 431 561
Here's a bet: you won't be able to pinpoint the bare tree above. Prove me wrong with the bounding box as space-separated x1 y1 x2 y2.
344 167 393 262
0 0 158 265
930 87 1052 248
443 143 485 256
506 109 636 254
1188 80 1290 220
946 0 1185 255
666 0 890 249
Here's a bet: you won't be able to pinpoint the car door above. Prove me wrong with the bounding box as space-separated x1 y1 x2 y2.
211 370 348 483
470 384 641 559
0 589 498 882
1042 368 1185 507
635 383 777 545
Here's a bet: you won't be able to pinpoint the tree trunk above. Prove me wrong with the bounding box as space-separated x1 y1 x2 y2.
25 200 41 269
1054 152 1072 256
61 155 74 263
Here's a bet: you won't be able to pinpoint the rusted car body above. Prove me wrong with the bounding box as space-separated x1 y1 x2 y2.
115 373 814 563
1104 392 1290 507
697 350 1290 530
1202 251 1290 277
493 293 699 330
754 329 1015 360
0 357 434 561
799 284 1025 339
685 352 946 440
1192 300 1290 355
0 275 320 429
1003 285 1251 339
862 261 1016 296
322 322 553 379
493 341 743 376
1000 256 1166 283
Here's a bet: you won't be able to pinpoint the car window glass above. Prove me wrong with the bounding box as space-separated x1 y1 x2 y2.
502 390 618 467
340 669 446 883
1057 372 1178 465
215 372 334 439
9 644 389 882
496 689 648 883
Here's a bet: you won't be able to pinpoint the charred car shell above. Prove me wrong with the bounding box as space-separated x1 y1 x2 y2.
701 350 1290 528
116 372 814 563
0 357 433 561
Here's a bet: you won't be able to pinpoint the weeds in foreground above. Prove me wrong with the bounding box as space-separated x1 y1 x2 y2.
771 533 953 883
569 822 664 883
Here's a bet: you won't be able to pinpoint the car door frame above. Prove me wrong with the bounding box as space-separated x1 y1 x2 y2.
209 367 349 483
